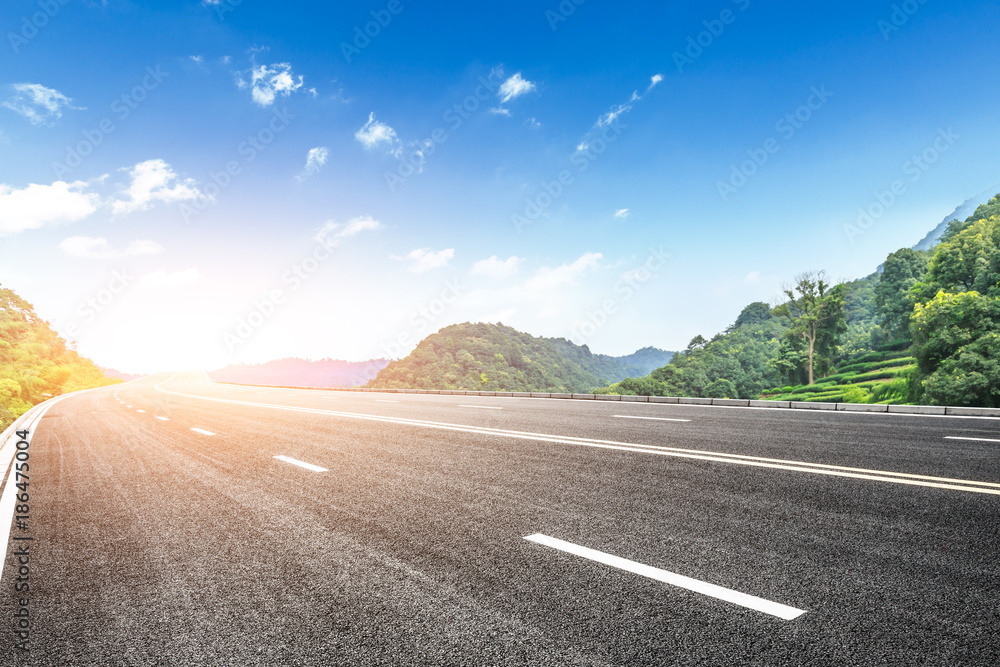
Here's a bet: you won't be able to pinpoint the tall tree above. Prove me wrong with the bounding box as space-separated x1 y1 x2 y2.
874 248 929 340
774 272 846 385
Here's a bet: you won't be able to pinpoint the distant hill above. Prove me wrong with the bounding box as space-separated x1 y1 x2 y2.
101 368 143 382
913 185 999 250
209 358 390 388
365 322 672 392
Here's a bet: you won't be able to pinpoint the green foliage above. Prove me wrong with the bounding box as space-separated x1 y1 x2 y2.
874 248 930 340
0 285 122 429
703 378 737 399
365 322 671 392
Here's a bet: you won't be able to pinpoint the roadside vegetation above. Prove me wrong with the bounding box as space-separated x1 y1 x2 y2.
1 285 121 429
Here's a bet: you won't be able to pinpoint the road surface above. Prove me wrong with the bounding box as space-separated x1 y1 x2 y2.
2 371 999 665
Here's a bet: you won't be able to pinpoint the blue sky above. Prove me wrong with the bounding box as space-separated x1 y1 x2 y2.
2 0 1000 373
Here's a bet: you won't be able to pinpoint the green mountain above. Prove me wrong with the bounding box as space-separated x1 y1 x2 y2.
365 322 672 392
1 285 122 428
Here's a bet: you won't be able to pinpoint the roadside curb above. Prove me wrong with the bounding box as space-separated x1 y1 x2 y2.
208 379 1000 418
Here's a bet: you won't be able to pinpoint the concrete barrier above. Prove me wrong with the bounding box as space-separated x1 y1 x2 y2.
677 397 712 405
748 400 789 408
888 404 946 415
596 394 621 401
712 398 750 407
837 403 889 413
791 401 837 410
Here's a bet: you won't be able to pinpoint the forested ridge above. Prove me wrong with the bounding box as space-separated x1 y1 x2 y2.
1 285 121 429
365 322 672 392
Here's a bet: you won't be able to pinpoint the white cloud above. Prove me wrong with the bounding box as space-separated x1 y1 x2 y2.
598 103 631 128
314 215 382 246
59 236 164 259
238 62 305 107
297 146 329 181
139 268 201 289
0 180 99 236
112 159 204 216
394 248 454 274
189 55 205 66
355 112 399 150
498 72 536 103
524 117 541 129
3 83 83 125
649 73 664 89
488 107 512 117
614 208 630 220
471 255 523 280
743 270 761 285
524 252 602 290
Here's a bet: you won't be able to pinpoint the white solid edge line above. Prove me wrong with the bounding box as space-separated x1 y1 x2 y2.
273 455 328 473
0 389 99 587
153 383 1000 494
459 405 503 410
524 534 807 621
945 436 1000 444
156 416 169 421
614 415 691 423
190 427 216 436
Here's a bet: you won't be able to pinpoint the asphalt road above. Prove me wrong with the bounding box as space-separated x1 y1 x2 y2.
2 371 1000 665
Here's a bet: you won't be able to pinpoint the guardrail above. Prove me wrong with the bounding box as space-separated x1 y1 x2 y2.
209 379 1000 418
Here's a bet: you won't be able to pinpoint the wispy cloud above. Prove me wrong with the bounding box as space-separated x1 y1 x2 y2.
355 112 399 150
614 208 630 220
314 215 382 246
297 146 329 181
112 159 204 216
524 252 602 290
394 248 455 274
0 180 99 236
59 236 164 259
3 83 83 125
471 255 523 280
577 73 663 152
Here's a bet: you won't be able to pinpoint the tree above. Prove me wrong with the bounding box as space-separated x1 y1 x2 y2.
685 335 708 352
874 248 929 340
703 378 737 399
732 302 773 329
774 272 847 385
